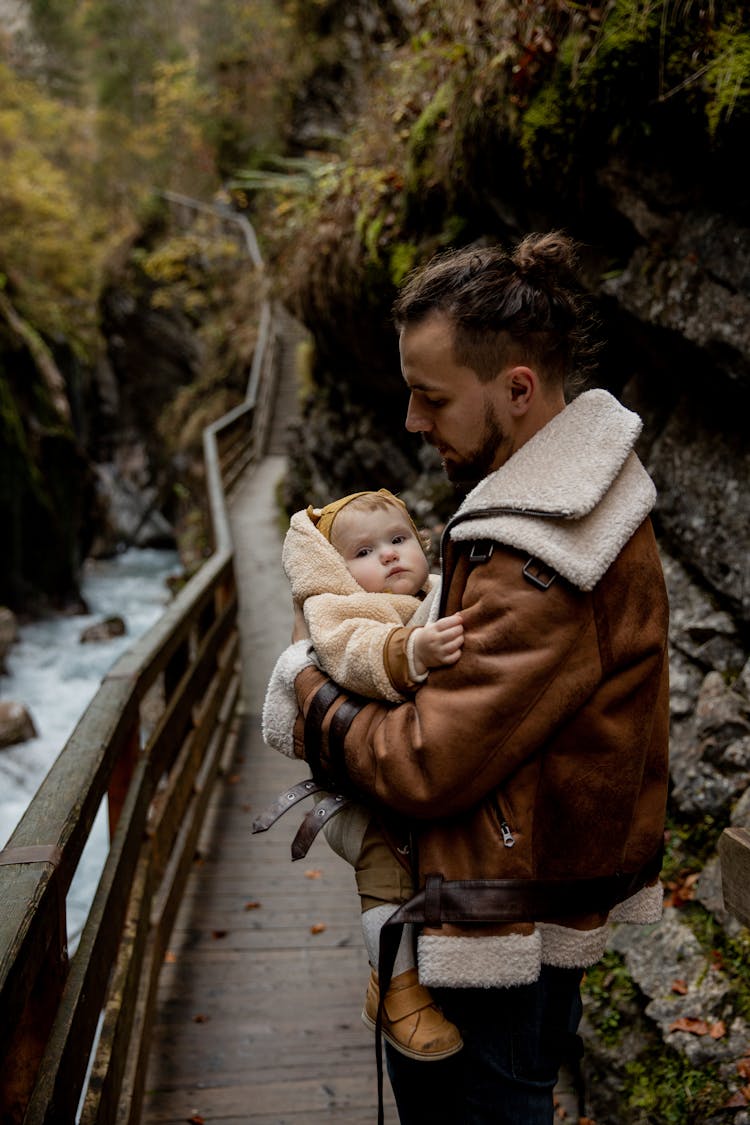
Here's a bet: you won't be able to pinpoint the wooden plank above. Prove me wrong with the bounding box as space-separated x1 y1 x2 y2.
718 826 750 927
140 1073 389 1121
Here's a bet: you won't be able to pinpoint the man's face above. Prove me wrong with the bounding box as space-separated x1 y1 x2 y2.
400 312 514 485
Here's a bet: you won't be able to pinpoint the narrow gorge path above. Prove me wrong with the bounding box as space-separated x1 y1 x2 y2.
140 306 579 1124
141 312 398 1123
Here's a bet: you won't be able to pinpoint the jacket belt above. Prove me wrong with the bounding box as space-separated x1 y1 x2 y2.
251 777 353 861
385 858 663 929
251 778 327 833
290 792 353 860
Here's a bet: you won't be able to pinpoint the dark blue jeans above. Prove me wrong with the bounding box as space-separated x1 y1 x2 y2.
385 965 584 1125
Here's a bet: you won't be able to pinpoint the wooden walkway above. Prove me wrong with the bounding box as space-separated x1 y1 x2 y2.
141 455 398 1124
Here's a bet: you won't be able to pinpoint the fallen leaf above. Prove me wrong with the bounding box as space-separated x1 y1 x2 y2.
670 1017 710 1036
310 923 327 935
227 773 240 785
304 869 322 879
671 979 688 995
211 929 228 939
187 1115 205 1124
709 1020 726 1039
193 1014 210 1023
241 803 252 812
579 1118 598 1124
664 870 699 908
164 951 177 963
737 1058 750 1079
244 901 261 910
724 1091 749 1108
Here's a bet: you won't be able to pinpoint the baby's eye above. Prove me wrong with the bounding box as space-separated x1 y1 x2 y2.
355 547 372 557
392 535 407 545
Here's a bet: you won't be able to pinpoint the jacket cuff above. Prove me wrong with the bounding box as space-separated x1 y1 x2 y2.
384 626 426 695
293 666 369 788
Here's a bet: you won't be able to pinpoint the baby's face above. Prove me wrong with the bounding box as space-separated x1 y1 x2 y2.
331 506 429 595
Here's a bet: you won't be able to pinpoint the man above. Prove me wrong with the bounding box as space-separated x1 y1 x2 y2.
291 232 670 1124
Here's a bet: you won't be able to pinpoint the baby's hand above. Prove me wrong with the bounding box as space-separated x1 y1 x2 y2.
412 613 464 675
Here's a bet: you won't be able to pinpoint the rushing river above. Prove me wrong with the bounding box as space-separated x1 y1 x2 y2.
0 547 181 946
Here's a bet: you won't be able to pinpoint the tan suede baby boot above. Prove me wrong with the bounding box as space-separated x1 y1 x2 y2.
361 967 463 1061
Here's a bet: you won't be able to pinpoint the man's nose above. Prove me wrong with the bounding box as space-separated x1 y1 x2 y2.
405 396 430 433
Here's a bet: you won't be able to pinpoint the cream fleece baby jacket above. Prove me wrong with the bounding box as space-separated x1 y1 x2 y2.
281 508 437 703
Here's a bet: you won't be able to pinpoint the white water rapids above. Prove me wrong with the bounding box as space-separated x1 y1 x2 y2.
0 547 180 946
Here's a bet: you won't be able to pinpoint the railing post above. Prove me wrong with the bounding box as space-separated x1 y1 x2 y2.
108 717 141 840
0 877 68 1124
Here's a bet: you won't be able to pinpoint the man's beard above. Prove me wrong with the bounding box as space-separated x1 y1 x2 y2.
438 404 507 486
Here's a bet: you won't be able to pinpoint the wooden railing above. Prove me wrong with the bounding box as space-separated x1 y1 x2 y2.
0 201 280 1125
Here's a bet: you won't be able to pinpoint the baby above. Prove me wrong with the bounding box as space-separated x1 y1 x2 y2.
262 489 464 1061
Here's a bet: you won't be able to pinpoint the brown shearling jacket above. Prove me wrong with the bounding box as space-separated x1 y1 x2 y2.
293 390 670 987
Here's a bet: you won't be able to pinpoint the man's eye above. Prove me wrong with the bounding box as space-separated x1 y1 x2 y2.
425 398 446 408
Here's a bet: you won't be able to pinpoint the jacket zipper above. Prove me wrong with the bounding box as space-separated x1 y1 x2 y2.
499 818 516 848
492 793 516 848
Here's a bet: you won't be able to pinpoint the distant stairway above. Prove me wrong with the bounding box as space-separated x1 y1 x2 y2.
266 304 308 456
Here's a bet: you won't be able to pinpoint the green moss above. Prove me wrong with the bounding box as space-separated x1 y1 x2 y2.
623 1045 727 1123
662 811 722 882
584 949 737 1122
582 950 641 1047
409 80 453 164
389 241 419 287
704 22 750 136
680 902 750 1021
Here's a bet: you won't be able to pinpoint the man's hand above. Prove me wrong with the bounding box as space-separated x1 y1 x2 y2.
412 613 464 676
292 601 310 643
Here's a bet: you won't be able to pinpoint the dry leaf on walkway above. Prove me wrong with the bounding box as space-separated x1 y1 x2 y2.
304 868 322 879
164 951 177 963
737 1058 750 1079
670 978 688 994
244 900 261 910
709 1020 726 1039
193 1014 210 1023
187 1115 205 1124
310 923 326 934
211 929 228 939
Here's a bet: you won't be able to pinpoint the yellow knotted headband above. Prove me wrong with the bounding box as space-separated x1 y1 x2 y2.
306 489 419 544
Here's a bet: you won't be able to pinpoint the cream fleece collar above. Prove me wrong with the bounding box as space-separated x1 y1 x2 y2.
447 389 656 591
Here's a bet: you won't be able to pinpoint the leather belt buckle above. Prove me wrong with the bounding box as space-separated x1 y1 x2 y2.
523 556 557 589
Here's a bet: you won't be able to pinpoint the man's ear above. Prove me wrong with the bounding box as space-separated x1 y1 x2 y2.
506 366 537 415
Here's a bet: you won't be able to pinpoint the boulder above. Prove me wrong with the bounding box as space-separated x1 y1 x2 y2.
0 701 37 748
79 615 127 644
